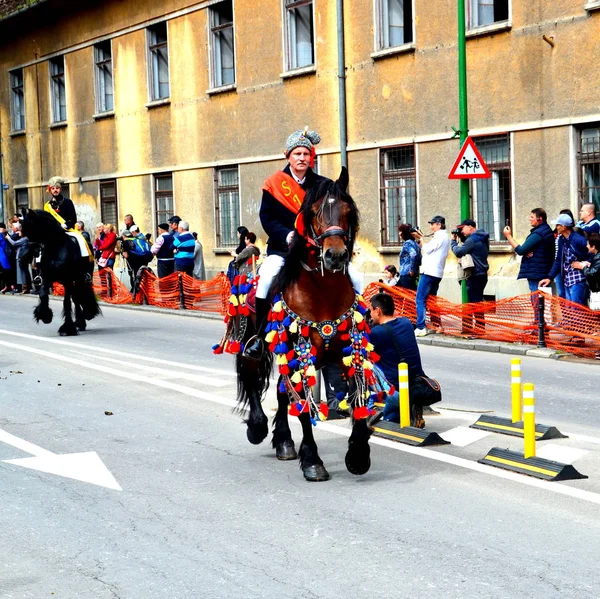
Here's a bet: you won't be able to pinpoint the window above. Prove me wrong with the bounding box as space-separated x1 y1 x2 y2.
380 146 417 246
214 167 240 247
376 0 413 49
147 22 170 100
154 174 174 225
209 1 235 88
10 69 25 131
49 56 67 123
94 41 114 113
578 126 600 211
15 189 28 215
467 0 509 29
471 134 511 242
99 180 118 225
283 0 314 71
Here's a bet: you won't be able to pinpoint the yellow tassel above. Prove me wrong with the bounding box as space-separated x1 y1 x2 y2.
291 371 302 383
343 356 353 367
339 400 349 411
272 301 283 312
318 412 327 422
363 361 373 371
365 342 374 352
289 320 298 334
305 365 316 377
238 294 246 304
276 355 288 365
353 311 363 323
229 294 239 307
265 331 276 343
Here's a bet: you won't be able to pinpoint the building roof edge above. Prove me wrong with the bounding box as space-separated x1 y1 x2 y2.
0 0 49 22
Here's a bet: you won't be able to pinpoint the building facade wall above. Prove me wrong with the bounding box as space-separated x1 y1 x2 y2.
0 0 599 298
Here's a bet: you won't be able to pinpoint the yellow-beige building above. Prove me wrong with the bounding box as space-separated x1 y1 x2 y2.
1 0 599 300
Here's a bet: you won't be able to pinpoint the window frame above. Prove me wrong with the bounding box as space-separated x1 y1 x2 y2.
49 55 67 124
379 144 418 247
94 40 114 115
214 165 241 248
374 0 415 52
208 0 236 90
282 0 316 73
577 124 600 211
15 188 29 215
153 173 174 229
466 0 511 32
9 68 25 132
146 21 171 102
99 179 119 226
469 133 512 243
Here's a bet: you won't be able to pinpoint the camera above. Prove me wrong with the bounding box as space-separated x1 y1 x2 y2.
409 226 420 234
451 228 461 235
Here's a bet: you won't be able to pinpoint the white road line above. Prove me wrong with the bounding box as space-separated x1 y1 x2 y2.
4 337 600 506
0 329 232 377
437 426 491 448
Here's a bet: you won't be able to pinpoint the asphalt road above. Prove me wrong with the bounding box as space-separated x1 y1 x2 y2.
1 295 600 599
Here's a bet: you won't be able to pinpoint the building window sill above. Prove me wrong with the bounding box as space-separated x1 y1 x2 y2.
280 65 316 80
213 247 236 255
9 130 26 137
377 246 401 254
93 111 115 120
145 98 171 109
489 244 513 253
371 43 416 61
49 121 68 129
207 83 237 96
585 0 600 11
466 21 512 38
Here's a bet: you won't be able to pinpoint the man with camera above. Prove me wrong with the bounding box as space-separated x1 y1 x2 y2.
451 218 490 303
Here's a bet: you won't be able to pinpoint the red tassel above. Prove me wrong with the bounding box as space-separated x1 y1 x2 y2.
300 400 309 413
213 345 224 355
320 404 329 418
289 403 300 416
294 382 303 392
388 385 396 396
348 367 356 377
307 376 316 387
310 346 318 356
269 341 278 353
240 274 247 285
279 365 290 375
353 406 369 420
279 330 288 342
357 321 365 331
341 334 350 341
369 351 380 363
286 350 296 361
301 325 309 337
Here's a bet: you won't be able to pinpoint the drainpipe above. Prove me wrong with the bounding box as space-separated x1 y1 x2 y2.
336 0 348 169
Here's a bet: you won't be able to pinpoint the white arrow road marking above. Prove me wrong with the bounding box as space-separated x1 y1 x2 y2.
0 429 122 491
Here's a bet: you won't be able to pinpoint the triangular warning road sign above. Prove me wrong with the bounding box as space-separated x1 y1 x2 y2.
448 137 491 179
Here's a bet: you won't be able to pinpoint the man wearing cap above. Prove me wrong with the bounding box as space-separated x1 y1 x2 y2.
413 216 450 337
577 203 600 236
503 208 555 297
151 223 175 278
451 219 490 303
540 214 588 306
244 128 363 359
45 177 77 229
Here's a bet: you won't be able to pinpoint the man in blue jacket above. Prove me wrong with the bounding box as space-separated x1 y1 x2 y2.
503 208 555 293
451 218 490 303
539 214 588 306
173 221 195 276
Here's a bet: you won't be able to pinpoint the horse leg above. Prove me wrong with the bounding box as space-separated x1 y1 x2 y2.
298 412 329 482
74 297 86 331
236 353 270 445
345 417 374 476
33 279 53 324
58 286 78 336
272 378 297 460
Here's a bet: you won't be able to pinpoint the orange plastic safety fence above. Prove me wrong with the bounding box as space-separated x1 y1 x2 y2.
53 270 230 315
363 282 600 359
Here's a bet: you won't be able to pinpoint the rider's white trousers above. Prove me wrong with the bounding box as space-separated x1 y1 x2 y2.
256 254 364 299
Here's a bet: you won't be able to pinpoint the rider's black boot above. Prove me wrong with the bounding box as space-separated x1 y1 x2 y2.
243 297 270 360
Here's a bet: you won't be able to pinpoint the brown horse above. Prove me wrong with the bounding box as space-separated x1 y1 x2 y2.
235 168 378 481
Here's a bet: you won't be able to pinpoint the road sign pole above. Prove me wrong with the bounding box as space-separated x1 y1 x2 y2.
458 0 469 305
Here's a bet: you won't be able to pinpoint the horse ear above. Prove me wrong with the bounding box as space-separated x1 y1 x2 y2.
337 167 349 192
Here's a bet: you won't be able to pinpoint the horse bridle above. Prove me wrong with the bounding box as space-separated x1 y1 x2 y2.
301 224 353 275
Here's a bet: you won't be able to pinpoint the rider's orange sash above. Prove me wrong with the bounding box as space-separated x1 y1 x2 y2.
262 172 306 215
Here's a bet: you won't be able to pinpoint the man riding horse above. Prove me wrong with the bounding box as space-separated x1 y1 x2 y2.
244 128 363 360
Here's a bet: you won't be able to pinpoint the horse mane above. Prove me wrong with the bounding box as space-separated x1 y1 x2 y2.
276 176 360 292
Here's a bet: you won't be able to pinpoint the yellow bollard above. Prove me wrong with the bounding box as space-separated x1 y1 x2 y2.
523 382 536 458
511 358 522 423
398 362 410 428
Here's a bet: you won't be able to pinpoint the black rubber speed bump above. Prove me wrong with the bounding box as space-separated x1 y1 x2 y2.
479 447 587 481
373 420 450 447
470 414 567 440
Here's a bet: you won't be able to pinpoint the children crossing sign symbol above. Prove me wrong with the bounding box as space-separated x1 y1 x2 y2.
448 137 491 179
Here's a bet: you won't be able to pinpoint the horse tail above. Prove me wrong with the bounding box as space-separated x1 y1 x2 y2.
235 350 274 413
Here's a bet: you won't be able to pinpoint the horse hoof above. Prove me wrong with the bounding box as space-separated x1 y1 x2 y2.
58 325 79 337
345 454 371 476
276 440 297 460
303 464 330 482
246 418 268 445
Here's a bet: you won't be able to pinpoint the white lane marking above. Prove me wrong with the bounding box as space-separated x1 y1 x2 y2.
0 428 121 491
536 444 589 465
73 350 231 388
4 338 600 506
437 426 491 448
0 329 233 377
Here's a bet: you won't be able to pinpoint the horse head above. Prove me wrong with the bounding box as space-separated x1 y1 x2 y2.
301 167 358 273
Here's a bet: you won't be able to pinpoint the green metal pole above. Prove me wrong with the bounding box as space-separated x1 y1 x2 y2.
458 0 469 304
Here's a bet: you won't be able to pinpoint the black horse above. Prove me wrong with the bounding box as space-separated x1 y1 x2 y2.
20 209 101 336
235 169 378 481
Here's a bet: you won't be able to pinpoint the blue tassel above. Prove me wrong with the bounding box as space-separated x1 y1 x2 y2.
265 322 273 333
357 304 367 315
231 286 238 295
336 391 346 401
310 356 317 365
295 402 303 412
273 293 281 303
279 381 286 393
310 417 317 426
275 342 288 354
211 343 220 350
283 316 293 327
288 359 299 369
342 346 352 355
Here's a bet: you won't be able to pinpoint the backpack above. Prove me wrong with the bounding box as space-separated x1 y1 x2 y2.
129 236 153 263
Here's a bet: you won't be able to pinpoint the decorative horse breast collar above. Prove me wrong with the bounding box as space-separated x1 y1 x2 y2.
279 296 358 349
